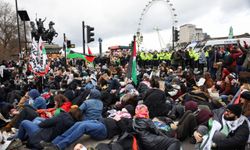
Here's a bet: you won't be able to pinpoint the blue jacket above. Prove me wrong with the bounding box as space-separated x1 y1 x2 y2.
79 89 103 120
79 99 103 120
26 89 46 109
25 96 47 110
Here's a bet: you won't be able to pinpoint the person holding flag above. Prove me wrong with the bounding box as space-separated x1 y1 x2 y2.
126 36 138 86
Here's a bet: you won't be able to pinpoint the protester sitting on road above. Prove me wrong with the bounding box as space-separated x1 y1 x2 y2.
132 104 181 150
2 89 46 131
6 107 82 150
79 88 103 121
34 94 72 124
176 100 213 141
41 105 135 150
194 104 250 150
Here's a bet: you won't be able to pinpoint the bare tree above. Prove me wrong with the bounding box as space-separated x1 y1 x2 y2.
0 1 18 49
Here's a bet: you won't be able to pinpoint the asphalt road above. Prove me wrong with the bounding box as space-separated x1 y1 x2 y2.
66 135 195 150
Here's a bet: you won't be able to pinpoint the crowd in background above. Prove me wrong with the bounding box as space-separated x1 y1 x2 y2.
0 39 250 150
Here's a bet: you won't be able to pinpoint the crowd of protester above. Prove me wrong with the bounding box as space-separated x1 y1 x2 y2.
0 39 250 150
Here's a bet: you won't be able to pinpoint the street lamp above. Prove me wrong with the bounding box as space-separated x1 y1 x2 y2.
136 32 143 50
18 10 30 55
15 0 21 59
98 38 103 56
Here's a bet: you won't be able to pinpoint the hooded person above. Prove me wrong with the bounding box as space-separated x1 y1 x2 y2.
1 90 45 130
42 106 134 150
26 89 46 109
143 88 172 119
79 88 103 120
132 104 181 150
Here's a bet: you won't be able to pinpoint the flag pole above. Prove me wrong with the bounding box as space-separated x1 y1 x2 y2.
63 33 67 69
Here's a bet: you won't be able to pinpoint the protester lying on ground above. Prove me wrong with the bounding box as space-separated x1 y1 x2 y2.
41 106 135 150
2 89 46 131
6 107 82 149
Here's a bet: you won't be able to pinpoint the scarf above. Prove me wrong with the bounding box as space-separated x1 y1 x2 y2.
200 115 250 150
135 104 149 119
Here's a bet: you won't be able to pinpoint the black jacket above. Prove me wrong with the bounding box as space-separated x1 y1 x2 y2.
210 108 249 150
29 112 76 149
215 120 249 150
133 118 180 150
143 89 171 118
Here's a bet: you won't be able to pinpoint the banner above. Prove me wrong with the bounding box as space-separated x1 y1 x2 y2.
29 38 50 76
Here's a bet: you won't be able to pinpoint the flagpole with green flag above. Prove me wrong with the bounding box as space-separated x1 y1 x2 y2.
126 35 138 85
131 35 138 85
67 52 96 63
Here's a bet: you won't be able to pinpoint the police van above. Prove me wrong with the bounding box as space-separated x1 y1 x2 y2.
201 38 250 50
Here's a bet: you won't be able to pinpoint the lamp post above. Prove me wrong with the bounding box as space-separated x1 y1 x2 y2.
136 32 143 51
98 38 103 56
82 21 85 54
15 0 21 58
18 10 30 56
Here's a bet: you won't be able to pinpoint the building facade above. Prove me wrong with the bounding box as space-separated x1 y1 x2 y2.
179 24 208 45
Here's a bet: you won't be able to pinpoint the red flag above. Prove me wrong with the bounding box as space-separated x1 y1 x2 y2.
85 55 95 63
88 47 93 55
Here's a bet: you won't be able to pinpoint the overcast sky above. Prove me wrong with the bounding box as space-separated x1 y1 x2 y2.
4 0 250 53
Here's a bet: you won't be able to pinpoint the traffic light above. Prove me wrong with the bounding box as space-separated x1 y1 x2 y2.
174 29 179 42
70 44 75 48
87 25 94 43
67 40 71 48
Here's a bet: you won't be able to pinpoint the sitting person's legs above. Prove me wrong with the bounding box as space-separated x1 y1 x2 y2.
52 120 107 150
17 120 40 141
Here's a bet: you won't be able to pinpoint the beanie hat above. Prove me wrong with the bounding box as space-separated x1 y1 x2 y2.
227 104 242 117
241 91 250 101
28 89 40 99
197 125 208 136
125 84 135 92
64 90 74 100
196 109 213 125
184 101 198 112
135 104 149 119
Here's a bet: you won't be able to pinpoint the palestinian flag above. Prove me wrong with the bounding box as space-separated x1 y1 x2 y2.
67 52 95 63
127 36 137 85
85 55 95 63
88 46 93 55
